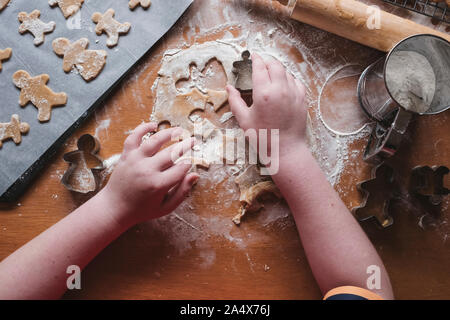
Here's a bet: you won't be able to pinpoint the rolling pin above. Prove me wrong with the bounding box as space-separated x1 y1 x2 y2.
273 0 450 51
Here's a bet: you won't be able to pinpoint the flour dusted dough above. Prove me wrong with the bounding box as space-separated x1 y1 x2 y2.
0 48 11 71
49 0 84 18
0 0 9 11
152 42 283 225
18 10 55 46
0 115 30 148
92 9 131 48
129 0 152 10
13 70 68 122
53 38 107 82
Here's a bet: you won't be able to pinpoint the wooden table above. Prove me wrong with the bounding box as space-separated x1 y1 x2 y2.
0 0 449 299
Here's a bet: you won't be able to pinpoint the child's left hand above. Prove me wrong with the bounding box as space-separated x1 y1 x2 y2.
102 122 199 228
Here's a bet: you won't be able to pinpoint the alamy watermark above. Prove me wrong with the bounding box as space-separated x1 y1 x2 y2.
168 122 280 175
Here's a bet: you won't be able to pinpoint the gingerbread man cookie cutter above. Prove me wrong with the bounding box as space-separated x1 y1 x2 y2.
0 114 30 148
61 134 105 193
410 165 449 206
53 37 107 82
18 10 55 46
13 70 68 122
92 9 131 48
232 50 253 92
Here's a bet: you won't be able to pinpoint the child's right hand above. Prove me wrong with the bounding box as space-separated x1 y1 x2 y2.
102 123 199 228
227 53 307 153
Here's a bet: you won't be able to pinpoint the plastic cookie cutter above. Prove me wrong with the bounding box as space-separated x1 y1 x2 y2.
352 164 400 228
410 165 449 206
357 34 450 164
61 134 105 193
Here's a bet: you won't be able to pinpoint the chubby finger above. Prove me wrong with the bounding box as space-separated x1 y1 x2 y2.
226 85 251 129
161 173 199 213
266 57 287 86
123 122 157 152
153 137 196 170
160 159 193 191
252 53 271 89
140 127 184 157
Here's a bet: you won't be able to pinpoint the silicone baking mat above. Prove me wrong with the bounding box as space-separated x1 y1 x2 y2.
0 0 193 200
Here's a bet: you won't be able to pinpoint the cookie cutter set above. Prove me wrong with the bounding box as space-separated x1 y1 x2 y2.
354 34 450 226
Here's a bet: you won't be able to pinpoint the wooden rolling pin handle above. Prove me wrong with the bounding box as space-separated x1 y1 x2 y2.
273 0 450 52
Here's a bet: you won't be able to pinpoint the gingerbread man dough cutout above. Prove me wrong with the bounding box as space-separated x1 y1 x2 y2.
49 0 84 19
0 48 12 71
0 114 30 148
129 0 151 10
13 70 68 122
18 10 55 46
53 38 107 82
0 0 10 11
92 9 131 48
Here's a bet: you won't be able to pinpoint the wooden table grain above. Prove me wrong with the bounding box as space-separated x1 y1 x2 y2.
0 0 449 299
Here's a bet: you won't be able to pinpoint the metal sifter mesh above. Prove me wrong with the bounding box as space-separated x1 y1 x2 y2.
383 0 450 24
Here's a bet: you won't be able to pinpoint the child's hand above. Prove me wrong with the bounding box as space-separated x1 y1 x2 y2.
102 123 199 228
227 53 307 152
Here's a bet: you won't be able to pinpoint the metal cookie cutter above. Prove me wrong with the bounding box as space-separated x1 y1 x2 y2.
410 165 450 205
61 134 105 194
357 34 450 164
352 164 400 228
232 50 253 93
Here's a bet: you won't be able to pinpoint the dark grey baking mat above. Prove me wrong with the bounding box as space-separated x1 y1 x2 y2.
0 0 193 201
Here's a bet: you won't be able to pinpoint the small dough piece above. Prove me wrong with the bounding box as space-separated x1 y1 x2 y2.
53 38 107 82
49 0 84 19
92 9 131 48
0 48 12 71
129 0 152 10
18 10 55 46
233 165 282 225
0 0 10 11
13 70 68 122
0 114 30 148
206 89 228 111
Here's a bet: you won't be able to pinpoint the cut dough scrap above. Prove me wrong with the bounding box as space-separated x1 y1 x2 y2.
233 165 282 225
92 9 131 48
53 38 107 81
129 0 152 10
18 10 55 46
12 70 68 122
48 0 84 18
0 48 12 71
0 114 30 148
206 89 228 111
0 0 9 11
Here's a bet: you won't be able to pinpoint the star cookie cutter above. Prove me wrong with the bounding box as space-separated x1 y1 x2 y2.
352 164 400 227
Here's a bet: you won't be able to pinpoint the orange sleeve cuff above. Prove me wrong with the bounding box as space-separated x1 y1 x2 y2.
324 286 384 300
